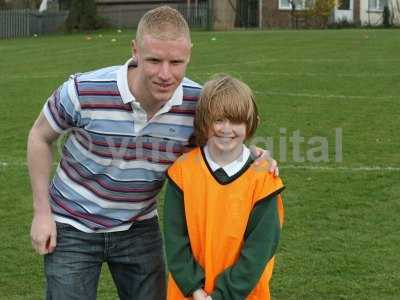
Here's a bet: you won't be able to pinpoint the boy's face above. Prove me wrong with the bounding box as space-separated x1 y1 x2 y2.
207 118 247 154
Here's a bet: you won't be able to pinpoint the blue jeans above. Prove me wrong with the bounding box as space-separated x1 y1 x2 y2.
44 218 166 300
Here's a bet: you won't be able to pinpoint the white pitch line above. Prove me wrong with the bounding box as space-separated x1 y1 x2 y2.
253 90 397 100
247 71 397 78
7 67 400 82
0 161 59 168
3 73 65 80
281 165 400 172
195 70 400 78
0 161 25 167
192 58 400 70
1 161 399 172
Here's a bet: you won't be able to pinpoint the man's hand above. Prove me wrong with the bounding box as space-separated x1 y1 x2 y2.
30 212 57 255
193 288 208 300
250 146 279 176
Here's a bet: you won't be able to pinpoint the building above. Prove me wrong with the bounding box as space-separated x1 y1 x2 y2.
359 0 400 26
95 0 184 28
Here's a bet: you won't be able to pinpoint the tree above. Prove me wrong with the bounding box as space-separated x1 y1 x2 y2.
29 0 41 9
0 0 7 9
2 0 40 9
65 0 102 31
309 0 336 28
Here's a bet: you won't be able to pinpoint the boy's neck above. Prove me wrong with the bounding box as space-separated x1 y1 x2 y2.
205 144 244 167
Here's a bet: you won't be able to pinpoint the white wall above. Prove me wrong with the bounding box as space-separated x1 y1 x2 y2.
390 0 400 24
360 0 400 25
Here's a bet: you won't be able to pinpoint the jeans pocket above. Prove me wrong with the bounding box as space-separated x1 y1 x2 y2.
55 222 75 234
110 222 165 275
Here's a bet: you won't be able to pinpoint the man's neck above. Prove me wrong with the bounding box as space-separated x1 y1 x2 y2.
127 68 163 120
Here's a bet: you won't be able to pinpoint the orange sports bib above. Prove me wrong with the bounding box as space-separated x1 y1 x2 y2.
167 148 284 300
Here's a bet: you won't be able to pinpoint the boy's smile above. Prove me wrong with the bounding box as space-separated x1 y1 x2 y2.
207 119 247 164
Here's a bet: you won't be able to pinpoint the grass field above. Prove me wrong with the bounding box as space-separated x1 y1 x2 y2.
0 29 399 299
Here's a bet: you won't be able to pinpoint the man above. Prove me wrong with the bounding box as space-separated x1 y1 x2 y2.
28 6 278 300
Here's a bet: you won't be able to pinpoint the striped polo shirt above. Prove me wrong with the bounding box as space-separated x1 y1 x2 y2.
43 58 201 233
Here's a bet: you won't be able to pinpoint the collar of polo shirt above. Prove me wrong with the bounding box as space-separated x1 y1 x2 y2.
117 58 183 113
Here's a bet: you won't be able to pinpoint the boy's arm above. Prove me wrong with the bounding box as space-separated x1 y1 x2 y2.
210 195 282 300
164 179 205 297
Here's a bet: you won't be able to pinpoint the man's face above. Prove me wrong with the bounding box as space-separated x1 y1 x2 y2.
133 34 191 106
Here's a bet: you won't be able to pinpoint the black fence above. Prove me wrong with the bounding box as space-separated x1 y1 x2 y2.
0 9 68 39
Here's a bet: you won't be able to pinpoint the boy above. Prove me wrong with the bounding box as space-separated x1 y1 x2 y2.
164 75 285 300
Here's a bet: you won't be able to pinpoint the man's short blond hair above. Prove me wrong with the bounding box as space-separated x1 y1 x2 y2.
136 6 191 45
194 74 259 146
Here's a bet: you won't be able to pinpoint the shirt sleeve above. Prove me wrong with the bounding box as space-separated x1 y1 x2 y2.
163 178 205 297
42 76 81 133
211 195 282 300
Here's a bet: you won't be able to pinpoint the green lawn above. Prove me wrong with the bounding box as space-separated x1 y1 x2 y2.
0 29 399 299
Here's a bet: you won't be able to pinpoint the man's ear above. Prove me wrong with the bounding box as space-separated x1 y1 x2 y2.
131 39 137 58
187 42 193 63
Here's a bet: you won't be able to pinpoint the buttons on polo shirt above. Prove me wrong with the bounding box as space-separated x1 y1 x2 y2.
131 101 141 110
131 108 148 133
135 111 147 121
